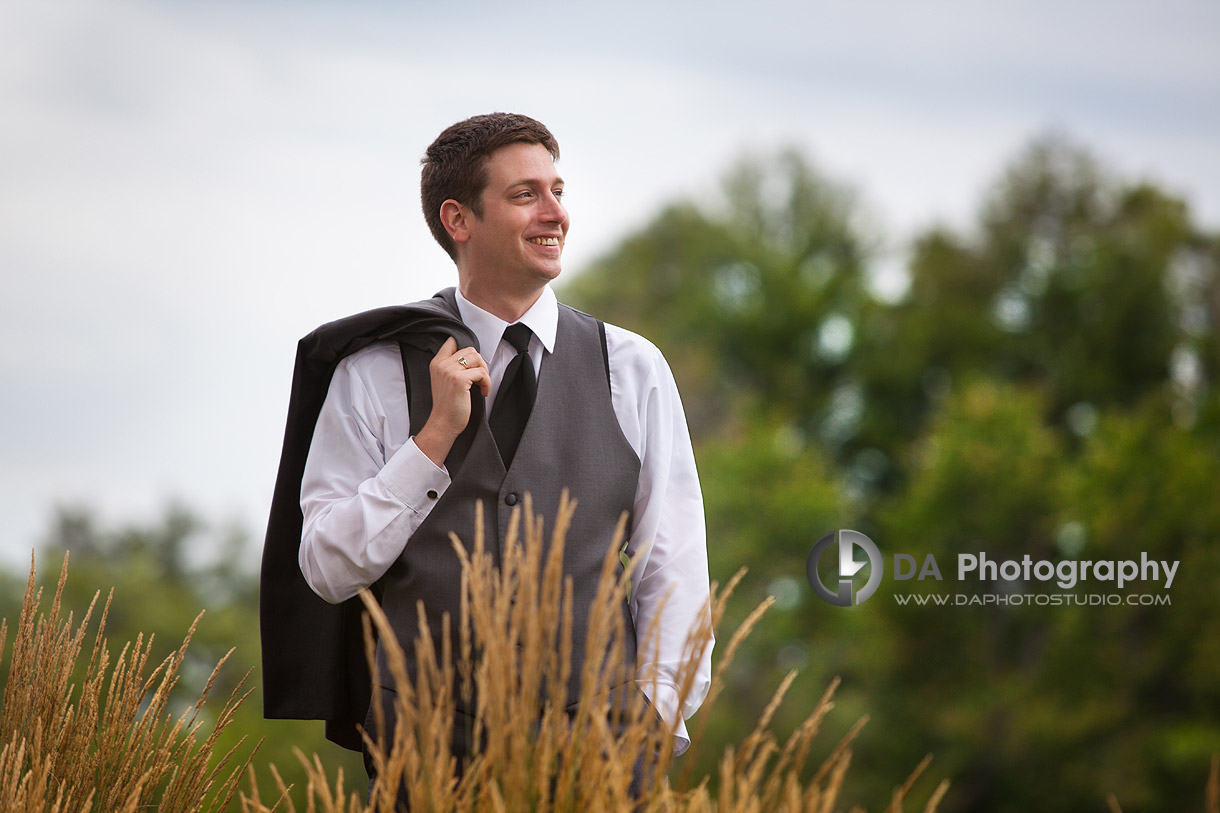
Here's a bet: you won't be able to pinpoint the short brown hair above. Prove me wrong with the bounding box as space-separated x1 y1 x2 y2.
421 113 561 260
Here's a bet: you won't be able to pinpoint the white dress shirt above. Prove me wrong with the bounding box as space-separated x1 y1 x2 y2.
300 285 712 753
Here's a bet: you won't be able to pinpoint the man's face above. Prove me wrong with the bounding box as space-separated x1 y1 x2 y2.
457 142 569 295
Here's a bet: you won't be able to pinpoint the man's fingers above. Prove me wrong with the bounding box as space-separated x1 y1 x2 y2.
450 348 486 373
456 361 492 397
430 340 490 396
434 339 484 367
471 368 491 397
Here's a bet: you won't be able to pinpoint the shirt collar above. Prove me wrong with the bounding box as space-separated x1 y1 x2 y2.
454 285 558 355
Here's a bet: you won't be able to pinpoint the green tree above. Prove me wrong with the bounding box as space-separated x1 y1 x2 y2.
565 148 874 445
855 135 1219 458
862 385 1220 812
1053 398 1220 807
865 381 1068 809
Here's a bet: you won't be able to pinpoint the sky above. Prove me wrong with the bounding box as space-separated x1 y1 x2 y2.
1 0 1218 571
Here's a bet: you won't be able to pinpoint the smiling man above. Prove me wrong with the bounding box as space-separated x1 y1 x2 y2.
260 112 712 801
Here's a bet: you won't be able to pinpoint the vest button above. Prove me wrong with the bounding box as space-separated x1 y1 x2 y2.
505 493 519 506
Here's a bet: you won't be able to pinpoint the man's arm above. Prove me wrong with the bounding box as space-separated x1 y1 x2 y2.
300 338 491 603
606 326 713 756
299 345 438 602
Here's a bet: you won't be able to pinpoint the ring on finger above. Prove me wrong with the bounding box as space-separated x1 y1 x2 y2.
457 356 469 369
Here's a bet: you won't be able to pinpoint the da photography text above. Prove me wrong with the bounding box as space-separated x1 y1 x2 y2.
806 530 1179 608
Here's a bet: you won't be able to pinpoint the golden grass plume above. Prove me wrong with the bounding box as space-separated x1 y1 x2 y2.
0 552 257 812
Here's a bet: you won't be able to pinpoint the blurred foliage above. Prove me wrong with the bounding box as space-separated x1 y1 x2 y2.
564 133 1220 811
568 148 873 444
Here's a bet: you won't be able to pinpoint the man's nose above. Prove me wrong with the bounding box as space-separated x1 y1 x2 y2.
540 191 567 224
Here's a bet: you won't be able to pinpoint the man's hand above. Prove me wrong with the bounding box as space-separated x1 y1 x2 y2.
414 337 491 467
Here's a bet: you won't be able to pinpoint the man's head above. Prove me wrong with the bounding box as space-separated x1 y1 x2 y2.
421 113 560 261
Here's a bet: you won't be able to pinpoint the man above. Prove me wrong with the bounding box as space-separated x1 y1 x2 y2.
260 113 711 792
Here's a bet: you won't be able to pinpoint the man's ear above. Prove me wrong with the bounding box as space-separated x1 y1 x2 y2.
440 199 472 245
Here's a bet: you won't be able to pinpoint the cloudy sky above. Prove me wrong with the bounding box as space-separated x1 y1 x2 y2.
1 0 1217 570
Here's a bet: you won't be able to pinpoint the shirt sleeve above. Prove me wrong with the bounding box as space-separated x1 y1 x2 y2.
299 343 450 604
606 326 713 757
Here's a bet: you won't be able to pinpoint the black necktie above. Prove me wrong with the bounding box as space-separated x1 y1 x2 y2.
489 323 536 466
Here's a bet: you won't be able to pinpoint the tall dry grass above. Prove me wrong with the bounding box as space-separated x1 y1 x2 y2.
245 492 948 812
7 500 1216 811
0 553 256 811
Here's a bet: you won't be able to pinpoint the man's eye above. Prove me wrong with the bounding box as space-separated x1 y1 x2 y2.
553 189 565 199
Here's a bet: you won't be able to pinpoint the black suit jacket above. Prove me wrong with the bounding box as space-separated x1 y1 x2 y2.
259 289 475 751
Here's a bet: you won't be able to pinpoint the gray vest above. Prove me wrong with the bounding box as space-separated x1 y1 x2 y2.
376 296 642 712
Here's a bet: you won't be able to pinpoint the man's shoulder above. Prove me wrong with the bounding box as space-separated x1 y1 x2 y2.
572 311 673 383
556 303 662 355
600 320 665 361
335 341 403 375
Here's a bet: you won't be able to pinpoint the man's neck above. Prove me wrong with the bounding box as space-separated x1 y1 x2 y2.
457 279 546 323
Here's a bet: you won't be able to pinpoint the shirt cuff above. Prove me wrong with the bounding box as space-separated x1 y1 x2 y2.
636 680 691 756
377 437 451 513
